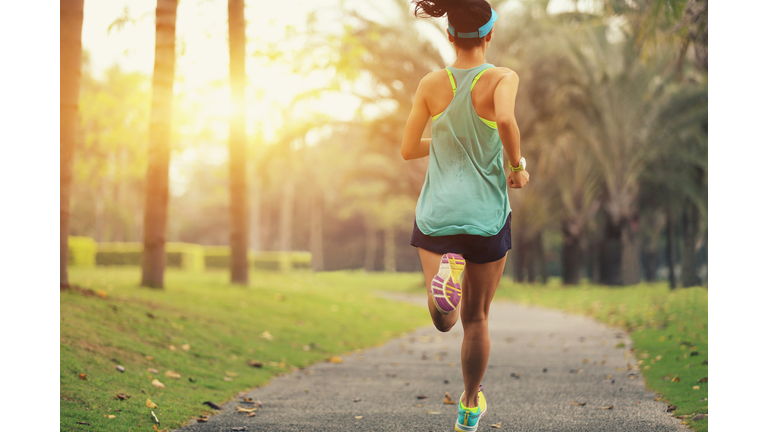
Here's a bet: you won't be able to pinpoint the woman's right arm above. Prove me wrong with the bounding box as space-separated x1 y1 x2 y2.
494 70 529 188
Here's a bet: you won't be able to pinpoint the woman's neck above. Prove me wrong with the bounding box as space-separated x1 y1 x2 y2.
451 46 487 69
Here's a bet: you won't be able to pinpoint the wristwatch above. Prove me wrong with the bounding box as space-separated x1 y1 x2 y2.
509 157 526 172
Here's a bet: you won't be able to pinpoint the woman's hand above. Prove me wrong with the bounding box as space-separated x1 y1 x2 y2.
507 170 530 189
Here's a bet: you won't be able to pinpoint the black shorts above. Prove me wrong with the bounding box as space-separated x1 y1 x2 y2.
410 213 512 264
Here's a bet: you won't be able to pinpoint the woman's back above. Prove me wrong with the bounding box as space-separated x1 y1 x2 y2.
414 63 511 237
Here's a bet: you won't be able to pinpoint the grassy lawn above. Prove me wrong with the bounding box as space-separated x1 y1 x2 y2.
494 279 708 432
60 267 428 431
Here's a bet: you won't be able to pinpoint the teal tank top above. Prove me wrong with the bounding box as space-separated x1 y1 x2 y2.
415 63 511 237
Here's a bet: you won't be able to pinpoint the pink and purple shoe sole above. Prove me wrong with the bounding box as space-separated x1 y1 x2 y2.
431 253 466 314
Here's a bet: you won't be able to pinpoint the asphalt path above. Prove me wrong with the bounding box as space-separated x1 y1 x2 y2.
173 294 688 432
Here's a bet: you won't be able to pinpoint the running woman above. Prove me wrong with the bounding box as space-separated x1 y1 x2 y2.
401 1 529 431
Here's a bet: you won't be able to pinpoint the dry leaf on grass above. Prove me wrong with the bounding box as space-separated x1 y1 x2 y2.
96 290 108 298
667 405 678 412
148 368 159 374
114 393 130 400
151 379 165 388
151 410 160 423
570 401 586 406
203 401 222 410
443 392 457 405
76 422 90 425
491 423 502 429
226 371 239 377
692 414 706 421
115 365 125 373
329 356 344 364
598 405 613 410
260 331 274 341
671 376 680 383
165 371 181 379
78 373 87 380
248 361 263 368
181 344 190 351
104 415 116 419
223 377 233 382
146 399 157 409
692 386 700 390
698 377 708 383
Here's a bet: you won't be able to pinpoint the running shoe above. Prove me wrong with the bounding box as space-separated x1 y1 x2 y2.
430 253 465 314
455 385 487 432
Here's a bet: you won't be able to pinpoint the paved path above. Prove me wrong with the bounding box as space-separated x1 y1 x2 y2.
174 295 688 432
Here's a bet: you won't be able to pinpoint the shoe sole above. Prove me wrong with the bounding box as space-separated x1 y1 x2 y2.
430 253 465 314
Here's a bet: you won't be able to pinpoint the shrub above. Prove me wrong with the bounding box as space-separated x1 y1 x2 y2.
253 251 312 271
96 242 204 271
203 246 256 269
68 236 97 267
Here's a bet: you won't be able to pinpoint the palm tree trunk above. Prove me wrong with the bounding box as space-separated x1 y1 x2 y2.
561 223 582 285
600 221 622 285
310 194 324 271
513 230 525 283
535 232 547 284
364 220 377 272
60 0 85 289
383 226 396 272
666 206 677 289
228 0 249 285
681 200 701 287
279 179 295 251
620 217 642 285
142 0 178 289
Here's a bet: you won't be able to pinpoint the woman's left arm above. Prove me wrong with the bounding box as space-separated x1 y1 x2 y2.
400 77 432 160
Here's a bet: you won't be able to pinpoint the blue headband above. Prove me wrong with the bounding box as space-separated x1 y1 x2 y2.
448 8 497 38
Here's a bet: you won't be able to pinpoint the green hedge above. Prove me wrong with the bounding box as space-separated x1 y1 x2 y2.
203 246 256 269
96 242 204 271
253 251 312 271
68 236 97 267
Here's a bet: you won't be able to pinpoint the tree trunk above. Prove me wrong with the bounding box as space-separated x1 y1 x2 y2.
249 175 262 252
535 232 547 284
681 200 701 287
383 226 396 272
599 220 622 285
666 206 677 289
309 193 324 271
620 217 642 285
364 220 377 272
586 237 600 283
525 236 536 284
561 223 582 285
228 0 249 285
513 229 525 283
60 0 85 288
278 180 295 251
142 0 178 288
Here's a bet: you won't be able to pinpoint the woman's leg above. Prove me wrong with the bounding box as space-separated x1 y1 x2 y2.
459 252 508 408
418 247 460 332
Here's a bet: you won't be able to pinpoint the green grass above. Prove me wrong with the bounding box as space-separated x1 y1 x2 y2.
494 279 708 432
61 267 428 431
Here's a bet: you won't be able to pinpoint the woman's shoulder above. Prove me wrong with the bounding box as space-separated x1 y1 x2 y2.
484 66 519 81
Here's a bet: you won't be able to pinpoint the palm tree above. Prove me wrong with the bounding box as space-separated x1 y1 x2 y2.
142 0 178 288
228 0 249 284
61 0 85 288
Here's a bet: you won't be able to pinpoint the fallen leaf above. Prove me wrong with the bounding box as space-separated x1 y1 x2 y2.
146 356 154 361
104 415 116 419
414 404 422 407
203 401 222 410
148 368 159 374
671 376 680 383
115 365 125 373
260 331 274 341
354 416 363 419
196 417 209 422
96 290 108 298
231 428 247 431
181 344 190 351
226 371 239 377
416 394 428 400
78 373 87 380
570 401 586 406
169 345 177 351
76 422 90 425
353 398 362 402
151 379 165 388
443 392 457 405
598 405 613 410
491 422 502 429
583 359 589 364
667 405 678 412
165 371 181 379
248 360 263 368
146 399 157 409
151 410 159 423
236 406 258 413
692 414 706 421
329 356 344 364
223 377 233 381
114 393 129 400
247 412 256 417
654 396 663 401
426 411 442 415
698 377 708 383
692 386 700 390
